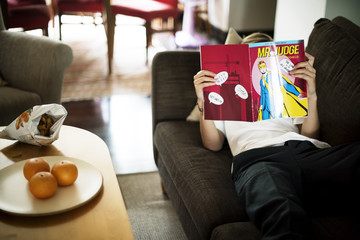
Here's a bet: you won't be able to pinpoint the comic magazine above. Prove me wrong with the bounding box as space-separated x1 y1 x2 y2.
200 40 308 121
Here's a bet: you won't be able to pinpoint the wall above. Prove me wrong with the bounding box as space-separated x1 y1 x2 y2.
208 0 276 32
207 0 230 32
274 0 360 45
228 0 276 32
208 0 359 43
273 0 326 44
325 0 360 26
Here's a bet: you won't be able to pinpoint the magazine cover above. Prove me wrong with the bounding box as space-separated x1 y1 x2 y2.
201 40 308 121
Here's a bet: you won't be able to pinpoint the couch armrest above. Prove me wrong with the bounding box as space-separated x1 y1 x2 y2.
0 31 73 103
151 50 200 129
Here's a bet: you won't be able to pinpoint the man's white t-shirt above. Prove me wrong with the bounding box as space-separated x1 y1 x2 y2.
214 117 330 157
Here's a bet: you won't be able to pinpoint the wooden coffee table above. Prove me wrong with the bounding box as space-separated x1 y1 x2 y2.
0 125 134 240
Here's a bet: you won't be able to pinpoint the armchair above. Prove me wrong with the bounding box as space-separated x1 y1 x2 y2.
0 5 73 125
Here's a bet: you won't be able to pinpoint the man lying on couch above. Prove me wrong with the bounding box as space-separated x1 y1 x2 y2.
193 32 360 239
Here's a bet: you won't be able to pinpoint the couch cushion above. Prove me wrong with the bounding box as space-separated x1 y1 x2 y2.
211 222 261 240
157 155 204 239
0 87 42 125
306 17 360 146
154 121 249 239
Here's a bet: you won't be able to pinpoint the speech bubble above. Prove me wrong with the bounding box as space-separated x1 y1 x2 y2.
279 58 294 73
208 92 224 105
214 71 228 86
235 84 248 99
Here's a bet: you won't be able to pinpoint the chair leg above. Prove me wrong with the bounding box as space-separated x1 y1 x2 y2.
59 13 62 40
42 27 48 36
106 14 115 74
173 17 178 34
145 20 152 63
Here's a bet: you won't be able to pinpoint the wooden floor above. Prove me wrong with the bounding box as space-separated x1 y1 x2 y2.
62 94 157 175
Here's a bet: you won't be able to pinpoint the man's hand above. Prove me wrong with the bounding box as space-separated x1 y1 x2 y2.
290 53 317 99
193 70 216 109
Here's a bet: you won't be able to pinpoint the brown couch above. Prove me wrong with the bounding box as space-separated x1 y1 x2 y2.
152 16 360 239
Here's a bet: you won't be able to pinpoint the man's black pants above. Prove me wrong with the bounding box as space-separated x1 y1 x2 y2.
232 140 360 240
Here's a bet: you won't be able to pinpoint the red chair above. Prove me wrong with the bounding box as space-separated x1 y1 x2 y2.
6 0 51 36
52 0 104 40
105 0 179 73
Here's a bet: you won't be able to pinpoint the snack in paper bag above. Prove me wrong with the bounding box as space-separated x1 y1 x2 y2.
0 104 67 146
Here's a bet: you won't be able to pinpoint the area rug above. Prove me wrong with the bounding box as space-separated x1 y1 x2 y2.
60 17 174 102
117 171 187 240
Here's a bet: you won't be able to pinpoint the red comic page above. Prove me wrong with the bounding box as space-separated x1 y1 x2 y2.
201 44 254 121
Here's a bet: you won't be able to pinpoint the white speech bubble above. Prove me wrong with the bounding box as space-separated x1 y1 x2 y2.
235 84 248 99
279 58 294 73
214 71 228 86
208 92 224 105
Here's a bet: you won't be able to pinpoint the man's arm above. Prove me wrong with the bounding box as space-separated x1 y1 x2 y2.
194 70 225 151
300 95 320 139
290 53 320 139
199 112 225 151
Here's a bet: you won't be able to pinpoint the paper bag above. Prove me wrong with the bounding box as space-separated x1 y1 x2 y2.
0 104 67 146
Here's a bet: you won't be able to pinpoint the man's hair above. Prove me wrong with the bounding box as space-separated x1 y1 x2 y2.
241 32 273 44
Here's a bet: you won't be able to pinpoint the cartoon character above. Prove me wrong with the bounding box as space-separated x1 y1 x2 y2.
280 74 308 118
258 60 274 120
257 60 308 120
279 58 308 117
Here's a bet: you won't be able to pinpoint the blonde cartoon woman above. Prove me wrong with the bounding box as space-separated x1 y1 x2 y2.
258 60 274 120
257 60 308 120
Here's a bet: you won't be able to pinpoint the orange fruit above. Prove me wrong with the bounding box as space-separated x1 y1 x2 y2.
23 157 50 181
29 172 58 199
51 160 78 186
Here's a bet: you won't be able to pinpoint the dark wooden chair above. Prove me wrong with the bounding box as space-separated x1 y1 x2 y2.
105 0 179 74
5 0 51 36
52 0 104 39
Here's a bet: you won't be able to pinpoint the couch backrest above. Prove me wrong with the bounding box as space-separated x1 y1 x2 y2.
306 16 360 146
151 51 200 126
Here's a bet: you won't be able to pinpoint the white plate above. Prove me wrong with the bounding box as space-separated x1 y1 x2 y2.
0 156 103 216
